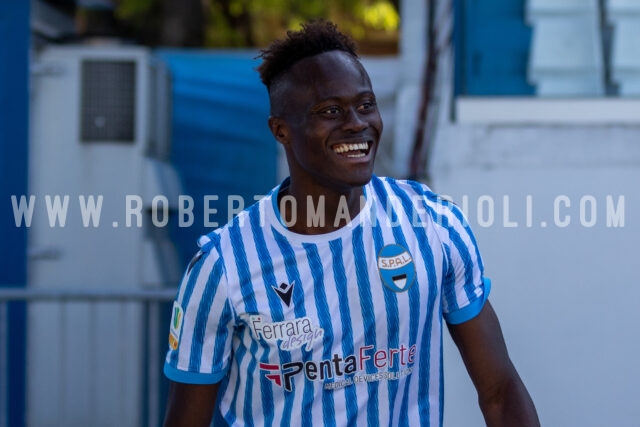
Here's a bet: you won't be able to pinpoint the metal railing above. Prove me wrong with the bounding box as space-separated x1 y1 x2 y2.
0 287 176 427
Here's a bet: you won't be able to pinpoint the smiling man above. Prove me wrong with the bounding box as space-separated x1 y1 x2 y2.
162 21 540 427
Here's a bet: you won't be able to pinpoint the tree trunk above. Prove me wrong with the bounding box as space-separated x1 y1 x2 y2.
160 0 204 46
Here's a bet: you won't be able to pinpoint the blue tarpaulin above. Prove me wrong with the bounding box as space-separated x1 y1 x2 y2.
157 50 278 263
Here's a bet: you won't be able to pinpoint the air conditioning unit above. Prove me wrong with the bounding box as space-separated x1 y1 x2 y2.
28 44 181 426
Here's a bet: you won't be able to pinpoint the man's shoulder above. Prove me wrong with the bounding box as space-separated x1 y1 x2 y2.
196 189 277 254
370 175 446 204
370 175 466 225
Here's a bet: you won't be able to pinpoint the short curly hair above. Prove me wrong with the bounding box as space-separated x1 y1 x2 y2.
256 20 358 91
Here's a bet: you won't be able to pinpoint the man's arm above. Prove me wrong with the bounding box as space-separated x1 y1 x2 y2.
162 381 220 427
447 300 540 427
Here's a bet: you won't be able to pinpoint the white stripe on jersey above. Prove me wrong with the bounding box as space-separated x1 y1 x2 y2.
164 175 489 427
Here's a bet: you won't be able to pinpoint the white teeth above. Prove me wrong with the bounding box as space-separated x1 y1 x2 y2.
333 142 369 154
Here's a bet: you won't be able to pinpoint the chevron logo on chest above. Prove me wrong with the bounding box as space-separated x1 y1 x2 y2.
272 281 295 307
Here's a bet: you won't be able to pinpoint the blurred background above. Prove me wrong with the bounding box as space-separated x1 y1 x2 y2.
0 0 639 426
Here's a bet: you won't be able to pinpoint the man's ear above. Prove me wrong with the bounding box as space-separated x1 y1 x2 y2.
268 116 289 145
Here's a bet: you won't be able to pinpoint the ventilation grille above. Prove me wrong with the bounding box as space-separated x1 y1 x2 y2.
81 60 136 143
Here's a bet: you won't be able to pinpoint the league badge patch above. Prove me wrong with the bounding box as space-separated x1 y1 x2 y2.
377 244 416 292
169 301 184 350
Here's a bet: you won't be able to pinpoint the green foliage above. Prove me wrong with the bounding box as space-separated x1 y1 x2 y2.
358 1 399 31
115 0 154 19
113 0 399 51
206 2 249 47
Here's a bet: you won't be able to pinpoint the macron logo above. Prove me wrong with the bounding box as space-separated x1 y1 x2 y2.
272 281 295 307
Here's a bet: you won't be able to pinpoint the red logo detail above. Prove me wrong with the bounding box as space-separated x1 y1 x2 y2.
259 363 282 387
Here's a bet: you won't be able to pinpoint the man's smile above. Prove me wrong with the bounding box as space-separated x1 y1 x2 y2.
331 140 373 159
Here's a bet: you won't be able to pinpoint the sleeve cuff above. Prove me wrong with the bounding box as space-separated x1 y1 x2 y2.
444 277 491 325
163 363 226 384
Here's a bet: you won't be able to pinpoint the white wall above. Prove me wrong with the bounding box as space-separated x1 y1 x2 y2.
27 45 180 427
393 0 640 423
431 120 640 426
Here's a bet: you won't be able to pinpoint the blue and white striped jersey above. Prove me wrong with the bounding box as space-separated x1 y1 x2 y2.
164 175 490 426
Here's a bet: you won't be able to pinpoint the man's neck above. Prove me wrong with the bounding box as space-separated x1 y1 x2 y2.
277 181 366 235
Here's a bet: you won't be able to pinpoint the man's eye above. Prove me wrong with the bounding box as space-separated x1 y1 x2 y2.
322 107 341 115
358 101 377 112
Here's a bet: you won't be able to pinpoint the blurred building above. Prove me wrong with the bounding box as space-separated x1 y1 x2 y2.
437 1 640 426
1 0 640 426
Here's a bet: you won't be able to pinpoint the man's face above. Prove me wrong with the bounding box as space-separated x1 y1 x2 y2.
272 50 383 193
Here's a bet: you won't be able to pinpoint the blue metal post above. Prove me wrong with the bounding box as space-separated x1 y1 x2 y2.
0 1 30 426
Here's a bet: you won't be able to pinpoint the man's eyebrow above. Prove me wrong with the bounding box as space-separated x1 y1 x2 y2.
315 91 377 103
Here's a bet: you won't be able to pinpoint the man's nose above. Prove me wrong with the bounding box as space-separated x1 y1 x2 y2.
343 108 368 132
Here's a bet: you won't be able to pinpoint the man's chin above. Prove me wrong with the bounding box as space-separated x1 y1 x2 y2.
343 170 374 189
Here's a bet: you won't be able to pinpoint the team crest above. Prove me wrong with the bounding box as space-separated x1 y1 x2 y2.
377 244 416 292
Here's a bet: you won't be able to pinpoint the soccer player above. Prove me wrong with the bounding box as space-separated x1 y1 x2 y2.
162 21 540 427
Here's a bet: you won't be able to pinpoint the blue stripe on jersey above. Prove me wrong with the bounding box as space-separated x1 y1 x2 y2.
163 365 226 384
445 278 491 325
248 207 282 427
189 257 225 371
170 252 208 367
440 217 477 301
229 219 258 426
404 183 458 425
212 299 234 372
446 199 484 272
405 182 476 302
243 340 259 426
402 182 448 425
352 225 380 427
415 255 438 427
441 244 459 312
229 217 257 312
439 258 445 427
369 198 401 425
372 178 405 426
329 239 359 425
224 340 249 425
215 373 230 422
272 229 314 427
407 182 482 304
439 354 444 427
250 208 287 325
303 243 336 427
382 179 425 424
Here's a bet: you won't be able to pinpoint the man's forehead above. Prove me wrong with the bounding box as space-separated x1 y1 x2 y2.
292 50 362 70
268 50 373 115
285 50 371 88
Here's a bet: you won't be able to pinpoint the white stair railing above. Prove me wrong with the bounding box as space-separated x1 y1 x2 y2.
608 0 640 95
527 0 605 96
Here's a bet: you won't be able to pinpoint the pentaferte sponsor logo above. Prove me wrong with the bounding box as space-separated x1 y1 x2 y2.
259 343 417 392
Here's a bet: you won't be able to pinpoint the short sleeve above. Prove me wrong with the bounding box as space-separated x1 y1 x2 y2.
436 201 491 325
163 238 235 384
